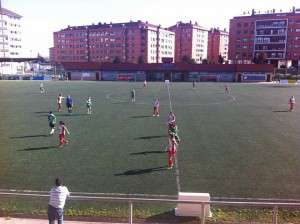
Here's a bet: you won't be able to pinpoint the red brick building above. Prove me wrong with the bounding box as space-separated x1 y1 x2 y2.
169 22 208 64
51 21 175 64
229 8 300 67
207 28 229 63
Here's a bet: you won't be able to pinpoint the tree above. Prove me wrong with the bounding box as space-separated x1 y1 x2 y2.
112 56 121 64
218 55 224 64
202 59 208 64
138 55 145 64
253 52 267 64
181 55 196 64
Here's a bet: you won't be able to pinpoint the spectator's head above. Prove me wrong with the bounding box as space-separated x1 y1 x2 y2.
55 177 63 186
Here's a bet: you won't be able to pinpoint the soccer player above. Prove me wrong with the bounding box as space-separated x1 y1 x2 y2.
167 111 176 126
167 137 178 169
86 97 92 115
168 122 180 143
225 84 230 94
57 93 64 112
48 111 56 135
153 98 160 117
131 89 136 103
66 95 73 114
289 96 296 111
192 80 196 88
40 82 45 94
58 121 70 148
143 80 147 88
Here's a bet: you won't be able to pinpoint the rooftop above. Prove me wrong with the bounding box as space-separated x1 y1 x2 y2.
233 7 300 19
59 20 169 32
169 21 208 31
0 7 22 18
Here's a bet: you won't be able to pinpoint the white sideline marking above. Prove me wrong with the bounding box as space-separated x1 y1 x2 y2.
174 152 181 193
165 82 182 193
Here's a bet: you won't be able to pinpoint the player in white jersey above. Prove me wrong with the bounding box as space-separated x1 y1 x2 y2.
289 96 296 111
86 97 92 114
153 98 160 117
40 82 45 94
57 93 64 112
167 111 176 126
225 84 230 94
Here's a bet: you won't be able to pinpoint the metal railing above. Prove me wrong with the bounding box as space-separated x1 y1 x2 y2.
1 190 300 224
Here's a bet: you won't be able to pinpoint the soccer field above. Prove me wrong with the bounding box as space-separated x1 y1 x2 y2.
0 81 300 199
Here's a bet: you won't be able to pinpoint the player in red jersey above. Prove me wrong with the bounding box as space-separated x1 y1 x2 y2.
58 121 70 148
167 137 178 169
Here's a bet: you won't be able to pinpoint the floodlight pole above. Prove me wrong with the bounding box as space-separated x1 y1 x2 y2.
0 0 4 76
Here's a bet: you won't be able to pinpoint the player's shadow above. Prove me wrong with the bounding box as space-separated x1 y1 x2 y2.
273 110 290 113
18 145 57 151
10 134 49 139
130 115 152 118
59 113 88 117
115 166 168 176
134 135 167 140
130 150 166 156
34 111 49 114
112 101 129 104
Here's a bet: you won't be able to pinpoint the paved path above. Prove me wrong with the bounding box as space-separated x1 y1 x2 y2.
0 217 125 224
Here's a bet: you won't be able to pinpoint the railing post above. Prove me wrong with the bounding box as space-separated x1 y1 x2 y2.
129 201 133 224
272 206 278 224
201 202 205 224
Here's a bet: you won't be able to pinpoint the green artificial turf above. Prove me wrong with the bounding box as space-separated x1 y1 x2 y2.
0 81 300 200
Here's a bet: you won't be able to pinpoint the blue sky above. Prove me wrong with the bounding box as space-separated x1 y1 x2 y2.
3 0 299 57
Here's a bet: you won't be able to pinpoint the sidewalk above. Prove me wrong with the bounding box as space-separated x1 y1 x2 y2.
0 217 125 224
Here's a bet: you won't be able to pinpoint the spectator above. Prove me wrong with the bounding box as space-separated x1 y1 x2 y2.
48 177 70 224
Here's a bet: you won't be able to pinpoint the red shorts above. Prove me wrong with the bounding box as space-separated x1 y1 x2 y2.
59 134 65 144
168 149 176 156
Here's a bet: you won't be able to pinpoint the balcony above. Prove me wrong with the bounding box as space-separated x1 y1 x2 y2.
256 25 287 29
255 40 286 44
255 33 286 37
255 49 286 52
